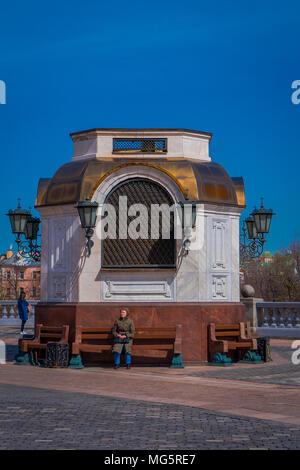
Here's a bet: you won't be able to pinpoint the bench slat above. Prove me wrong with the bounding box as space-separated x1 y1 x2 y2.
215 331 240 337
40 333 66 339
79 345 112 352
81 328 176 334
79 344 174 353
133 344 173 350
134 334 175 339
41 325 63 332
81 334 176 340
215 325 240 330
81 334 112 340
227 341 253 349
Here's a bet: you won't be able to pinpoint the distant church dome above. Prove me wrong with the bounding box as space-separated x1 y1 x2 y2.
6 245 13 259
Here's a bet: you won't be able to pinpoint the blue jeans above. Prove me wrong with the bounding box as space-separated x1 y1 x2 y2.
114 345 131 365
21 320 26 332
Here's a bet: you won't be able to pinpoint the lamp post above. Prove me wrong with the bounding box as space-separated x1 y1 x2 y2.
75 197 99 257
240 198 275 263
6 199 41 261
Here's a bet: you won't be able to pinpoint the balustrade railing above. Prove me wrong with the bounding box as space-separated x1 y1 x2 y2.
0 300 37 325
256 302 300 328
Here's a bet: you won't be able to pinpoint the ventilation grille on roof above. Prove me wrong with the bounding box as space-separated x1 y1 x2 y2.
113 138 167 153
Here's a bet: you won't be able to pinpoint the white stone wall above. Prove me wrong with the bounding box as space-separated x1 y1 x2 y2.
204 205 241 302
38 205 83 302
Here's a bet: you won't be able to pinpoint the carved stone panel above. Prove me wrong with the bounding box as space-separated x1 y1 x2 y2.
50 219 67 271
206 216 232 301
211 275 228 300
212 221 227 269
50 274 67 301
104 280 171 299
101 273 175 302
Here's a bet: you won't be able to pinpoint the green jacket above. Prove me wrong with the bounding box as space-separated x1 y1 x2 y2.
111 316 135 354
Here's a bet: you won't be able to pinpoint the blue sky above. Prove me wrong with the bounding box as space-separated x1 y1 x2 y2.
0 0 299 254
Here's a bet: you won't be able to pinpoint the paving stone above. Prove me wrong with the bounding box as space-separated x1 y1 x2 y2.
0 383 299 450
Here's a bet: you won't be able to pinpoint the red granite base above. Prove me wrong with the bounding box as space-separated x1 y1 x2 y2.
35 302 245 364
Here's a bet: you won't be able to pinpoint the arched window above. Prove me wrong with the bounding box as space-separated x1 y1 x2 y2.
102 178 176 268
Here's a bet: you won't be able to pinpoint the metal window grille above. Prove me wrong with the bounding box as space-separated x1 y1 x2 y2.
113 138 167 153
102 178 175 268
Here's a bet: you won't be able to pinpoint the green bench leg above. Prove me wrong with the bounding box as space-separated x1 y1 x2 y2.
238 350 264 364
14 351 34 366
209 353 234 366
69 354 84 369
170 353 184 369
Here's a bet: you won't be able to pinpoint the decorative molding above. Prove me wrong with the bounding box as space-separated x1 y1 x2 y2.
105 280 171 298
206 216 232 301
50 274 67 301
212 220 226 269
102 278 174 302
211 275 228 300
50 219 67 271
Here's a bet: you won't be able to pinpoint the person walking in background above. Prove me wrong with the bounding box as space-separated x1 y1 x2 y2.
112 307 135 369
17 291 30 335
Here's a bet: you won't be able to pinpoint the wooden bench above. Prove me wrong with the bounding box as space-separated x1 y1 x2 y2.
208 322 258 363
16 324 69 365
69 325 184 369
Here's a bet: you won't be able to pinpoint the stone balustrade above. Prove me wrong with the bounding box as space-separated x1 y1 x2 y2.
0 300 37 326
256 302 300 328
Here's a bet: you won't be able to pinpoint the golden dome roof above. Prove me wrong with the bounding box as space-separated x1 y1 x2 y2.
35 157 245 208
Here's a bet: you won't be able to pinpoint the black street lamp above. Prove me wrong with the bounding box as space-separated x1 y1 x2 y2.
6 199 41 261
25 216 40 241
251 200 275 235
7 200 31 236
75 197 99 256
240 198 275 263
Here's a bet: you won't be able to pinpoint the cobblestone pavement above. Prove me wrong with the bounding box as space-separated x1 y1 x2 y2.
181 364 300 386
0 326 34 339
180 342 300 386
0 383 299 450
1 327 300 449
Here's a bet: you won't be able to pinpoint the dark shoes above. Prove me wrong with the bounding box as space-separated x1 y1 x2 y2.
113 364 131 369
